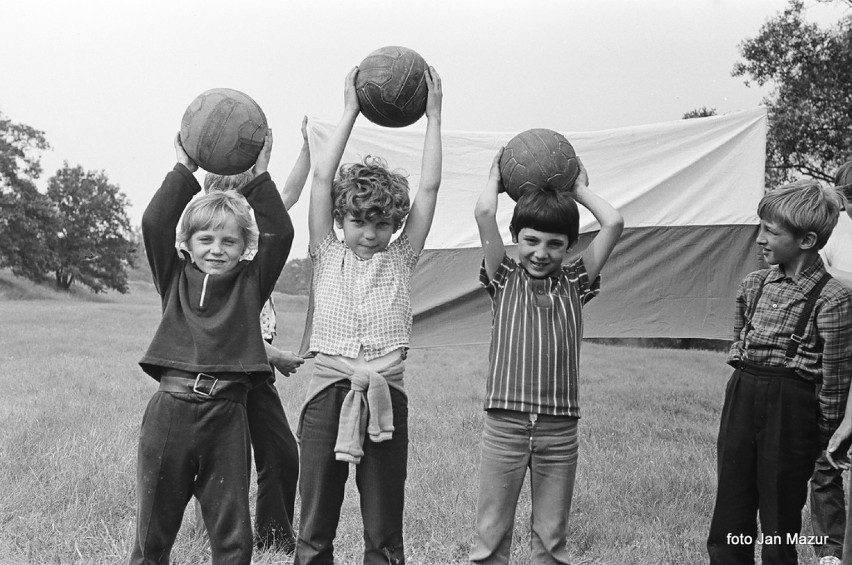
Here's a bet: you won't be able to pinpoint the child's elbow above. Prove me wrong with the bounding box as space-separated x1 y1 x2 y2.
474 202 496 223
608 213 625 235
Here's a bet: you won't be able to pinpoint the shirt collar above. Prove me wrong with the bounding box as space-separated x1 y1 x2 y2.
766 255 827 293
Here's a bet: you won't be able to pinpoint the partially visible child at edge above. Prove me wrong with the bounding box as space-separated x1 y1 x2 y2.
194 116 311 554
128 130 293 565
816 163 852 565
469 152 623 564
293 65 442 565
706 180 852 565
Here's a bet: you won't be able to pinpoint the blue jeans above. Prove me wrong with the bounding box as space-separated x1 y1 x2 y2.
294 382 408 565
470 409 579 565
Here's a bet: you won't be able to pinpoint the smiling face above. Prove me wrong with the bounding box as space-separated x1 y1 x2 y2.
187 215 246 274
515 227 571 278
755 219 807 268
338 212 394 260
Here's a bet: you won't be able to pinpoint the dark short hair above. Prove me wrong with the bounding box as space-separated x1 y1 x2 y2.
510 188 580 246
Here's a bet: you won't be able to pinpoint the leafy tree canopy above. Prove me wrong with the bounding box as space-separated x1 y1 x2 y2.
733 0 852 184
46 164 137 293
0 111 57 282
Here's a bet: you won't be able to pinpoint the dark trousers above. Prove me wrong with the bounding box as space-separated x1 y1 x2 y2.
707 364 820 565
129 392 253 565
294 383 408 565
246 377 299 551
809 452 846 559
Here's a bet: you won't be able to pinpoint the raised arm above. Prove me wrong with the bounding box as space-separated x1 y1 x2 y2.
142 134 201 294
572 158 624 282
476 148 507 281
309 67 360 250
241 131 294 300
402 67 443 253
280 116 311 210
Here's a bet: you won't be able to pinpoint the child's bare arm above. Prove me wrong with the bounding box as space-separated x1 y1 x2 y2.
572 158 624 282
403 67 443 253
476 148 507 281
309 68 359 250
281 116 311 210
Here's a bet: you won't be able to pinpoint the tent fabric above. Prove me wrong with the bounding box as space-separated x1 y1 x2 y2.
305 108 766 347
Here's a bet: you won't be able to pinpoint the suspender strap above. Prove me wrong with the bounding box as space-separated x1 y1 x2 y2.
784 273 831 361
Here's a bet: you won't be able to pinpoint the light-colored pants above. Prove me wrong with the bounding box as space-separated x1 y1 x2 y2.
470 410 579 565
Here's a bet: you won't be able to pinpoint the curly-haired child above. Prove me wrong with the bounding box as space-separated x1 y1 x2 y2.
293 65 442 565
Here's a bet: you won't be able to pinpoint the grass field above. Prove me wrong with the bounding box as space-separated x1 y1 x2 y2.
0 272 830 564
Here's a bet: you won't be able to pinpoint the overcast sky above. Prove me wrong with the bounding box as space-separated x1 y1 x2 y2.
3 0 850 257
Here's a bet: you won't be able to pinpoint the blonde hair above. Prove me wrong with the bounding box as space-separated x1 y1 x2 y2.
203 170 256 194
758 179 843 250
176 191 258 252
332 156 410 231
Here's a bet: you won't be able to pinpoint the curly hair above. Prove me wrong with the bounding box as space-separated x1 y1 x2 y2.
176 190 258 252
332 156 410 231
509 187 580 247
758 179 843 250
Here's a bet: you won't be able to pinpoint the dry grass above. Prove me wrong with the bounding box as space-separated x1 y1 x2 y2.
0 274 828 564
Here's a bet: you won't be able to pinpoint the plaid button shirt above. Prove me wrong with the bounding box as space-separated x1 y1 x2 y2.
308 229 419 360
727 257 852 440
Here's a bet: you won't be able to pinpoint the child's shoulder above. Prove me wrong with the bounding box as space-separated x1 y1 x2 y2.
821 275 852 305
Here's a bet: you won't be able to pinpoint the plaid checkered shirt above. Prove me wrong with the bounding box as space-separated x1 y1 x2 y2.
308 229 419 360
727 257 852 441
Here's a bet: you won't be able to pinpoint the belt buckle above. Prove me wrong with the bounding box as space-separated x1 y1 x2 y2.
193 373 218 397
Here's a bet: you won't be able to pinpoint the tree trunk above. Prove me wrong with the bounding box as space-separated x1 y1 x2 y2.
55 270 73 290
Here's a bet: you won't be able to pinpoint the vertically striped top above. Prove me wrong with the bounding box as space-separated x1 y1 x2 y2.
480 254 599 417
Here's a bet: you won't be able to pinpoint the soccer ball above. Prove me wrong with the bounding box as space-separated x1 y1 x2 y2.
500 129 580 202
356 46 428 128
180 88 268 175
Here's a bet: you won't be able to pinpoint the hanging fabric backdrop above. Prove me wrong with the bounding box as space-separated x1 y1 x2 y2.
305 108 767 348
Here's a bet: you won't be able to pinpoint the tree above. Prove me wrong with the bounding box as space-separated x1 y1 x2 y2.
0 111 58 282
45 164 136 293
683 107 717 119
733 0 852 184
275 257 312 295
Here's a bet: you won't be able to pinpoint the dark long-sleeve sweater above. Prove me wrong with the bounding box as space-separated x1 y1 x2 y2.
139 164 294 386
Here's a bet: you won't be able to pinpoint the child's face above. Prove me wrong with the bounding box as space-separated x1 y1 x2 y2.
337 212 394 260
756 218 807 267
515 227 570 278
187 216 246 275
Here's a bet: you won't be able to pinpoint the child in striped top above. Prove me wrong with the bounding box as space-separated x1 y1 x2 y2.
470 150 623 565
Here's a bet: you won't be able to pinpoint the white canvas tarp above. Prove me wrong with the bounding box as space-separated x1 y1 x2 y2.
305 108 767 347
